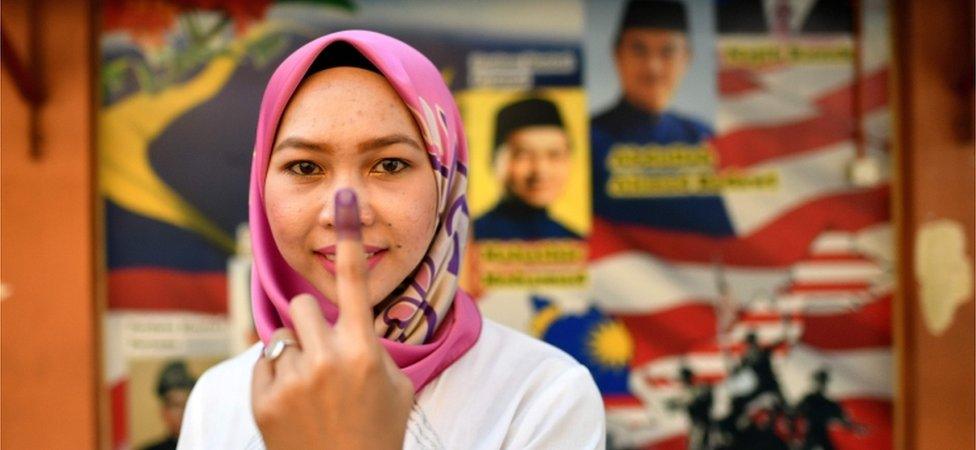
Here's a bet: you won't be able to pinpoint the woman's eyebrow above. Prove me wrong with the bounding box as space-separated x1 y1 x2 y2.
358 133 424 152
272 134 423 154
273 137 329 154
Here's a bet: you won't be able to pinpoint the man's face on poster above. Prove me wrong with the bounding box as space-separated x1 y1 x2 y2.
615 28 690 113
502 125 572 208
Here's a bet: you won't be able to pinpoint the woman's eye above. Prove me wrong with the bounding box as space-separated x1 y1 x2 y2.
373 158 409 174
287 161 322 176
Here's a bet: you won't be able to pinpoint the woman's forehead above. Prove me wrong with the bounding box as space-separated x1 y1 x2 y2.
275 67 424 146
290 67 403 109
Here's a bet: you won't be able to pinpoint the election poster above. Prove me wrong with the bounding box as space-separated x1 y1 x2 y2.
99 1 894 449
584 1 894 449
462 88 591 292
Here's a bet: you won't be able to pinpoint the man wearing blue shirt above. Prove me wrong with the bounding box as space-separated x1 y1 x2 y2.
592 0 735 236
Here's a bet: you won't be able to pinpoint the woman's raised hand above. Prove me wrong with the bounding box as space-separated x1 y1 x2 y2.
251 189 415 450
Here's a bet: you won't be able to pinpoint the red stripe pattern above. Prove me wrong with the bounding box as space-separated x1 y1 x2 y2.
596 31 893 448
590 186 890 266
108 268 228 314
713 69 888 169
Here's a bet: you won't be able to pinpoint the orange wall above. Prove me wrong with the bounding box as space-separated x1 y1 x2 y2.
893 0 976 449
1 0 99 448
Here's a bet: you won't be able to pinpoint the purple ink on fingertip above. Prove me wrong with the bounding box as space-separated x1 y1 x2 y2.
335 188 361 239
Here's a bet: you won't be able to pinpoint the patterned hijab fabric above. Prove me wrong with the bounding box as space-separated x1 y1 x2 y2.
248 30 481 391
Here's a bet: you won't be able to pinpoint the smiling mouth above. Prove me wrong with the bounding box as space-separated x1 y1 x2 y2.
314 247 387 274
321 250 381 262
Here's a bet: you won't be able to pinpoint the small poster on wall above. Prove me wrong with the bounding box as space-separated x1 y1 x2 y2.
463 88 591 292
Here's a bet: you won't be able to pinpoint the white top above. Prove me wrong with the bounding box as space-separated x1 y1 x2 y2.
178 319 606 449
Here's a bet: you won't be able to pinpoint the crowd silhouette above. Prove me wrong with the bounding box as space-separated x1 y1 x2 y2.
668 331 867 450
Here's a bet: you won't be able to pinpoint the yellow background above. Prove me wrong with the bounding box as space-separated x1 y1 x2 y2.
456 88 591 236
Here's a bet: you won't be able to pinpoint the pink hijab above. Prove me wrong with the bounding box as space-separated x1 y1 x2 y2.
249 30 481 392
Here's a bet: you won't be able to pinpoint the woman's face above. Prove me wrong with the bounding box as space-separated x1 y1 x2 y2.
265 67 438 307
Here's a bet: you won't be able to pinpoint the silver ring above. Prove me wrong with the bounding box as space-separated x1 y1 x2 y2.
263 338 298 361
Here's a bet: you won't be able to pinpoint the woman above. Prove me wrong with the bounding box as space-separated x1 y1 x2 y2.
178 30 605 449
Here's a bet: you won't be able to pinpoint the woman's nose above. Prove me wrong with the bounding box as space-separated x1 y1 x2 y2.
318 185 376 229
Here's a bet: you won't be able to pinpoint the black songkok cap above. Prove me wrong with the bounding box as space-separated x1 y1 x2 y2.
813 369 830 384
493 97 565 151
156 360 196 397
618 0 689 33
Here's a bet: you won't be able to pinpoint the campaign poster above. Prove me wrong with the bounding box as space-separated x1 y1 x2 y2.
462 87 591 293
583 1 894 449
126 357 223 450
100 0 896 448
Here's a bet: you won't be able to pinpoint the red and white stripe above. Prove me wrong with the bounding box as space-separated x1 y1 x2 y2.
599 21 893 447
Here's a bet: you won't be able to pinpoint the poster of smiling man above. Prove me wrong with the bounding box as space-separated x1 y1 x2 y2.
584 1 894 449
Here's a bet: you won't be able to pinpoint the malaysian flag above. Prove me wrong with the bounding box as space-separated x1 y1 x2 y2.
585 5 894 449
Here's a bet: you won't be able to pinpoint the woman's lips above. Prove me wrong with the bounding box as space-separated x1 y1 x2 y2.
314 245 387 275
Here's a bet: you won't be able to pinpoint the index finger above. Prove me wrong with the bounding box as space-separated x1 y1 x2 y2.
333 188 374 337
